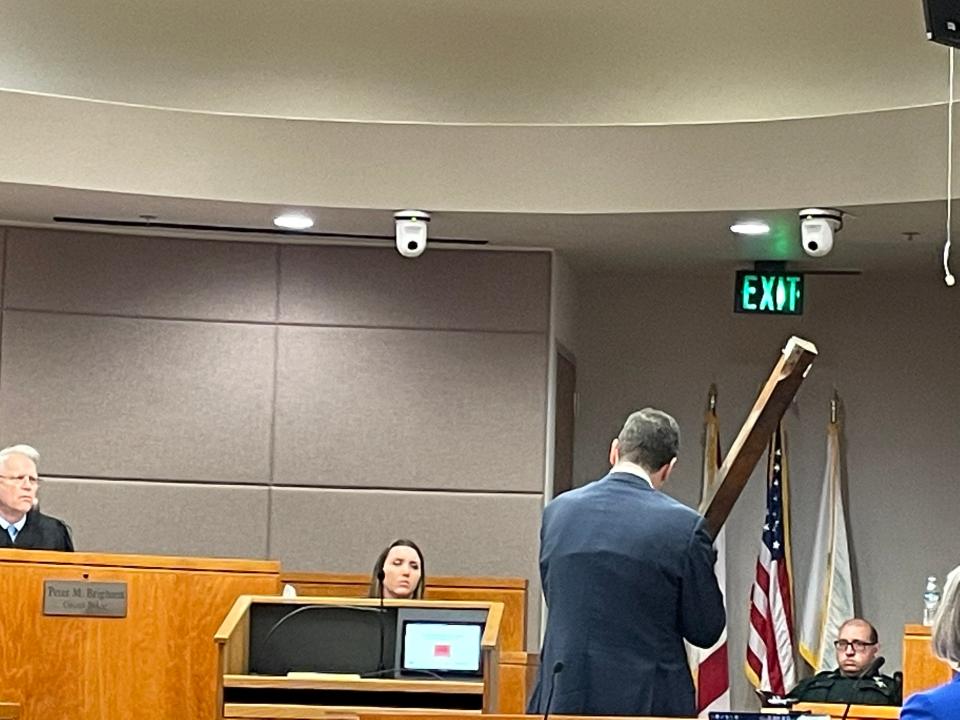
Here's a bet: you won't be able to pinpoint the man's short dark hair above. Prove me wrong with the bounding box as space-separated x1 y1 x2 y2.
617 408 680 471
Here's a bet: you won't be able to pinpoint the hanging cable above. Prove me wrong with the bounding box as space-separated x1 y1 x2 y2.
945 46 956 286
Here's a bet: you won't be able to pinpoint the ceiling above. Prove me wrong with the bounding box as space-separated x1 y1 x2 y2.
0 0 947 124
0 183 947 274
0 1 956 274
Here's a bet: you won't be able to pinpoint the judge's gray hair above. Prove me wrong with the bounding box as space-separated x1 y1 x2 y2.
0 444 40 470
932 564 960 667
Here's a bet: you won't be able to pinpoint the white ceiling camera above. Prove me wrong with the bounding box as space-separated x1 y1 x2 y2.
394 210 431 258
799 207 843 258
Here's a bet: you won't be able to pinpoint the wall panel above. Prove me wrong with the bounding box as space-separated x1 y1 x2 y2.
5 228 278 321
274 326 547 492
0 311 275 482
279 245 550 332
38 477 270 559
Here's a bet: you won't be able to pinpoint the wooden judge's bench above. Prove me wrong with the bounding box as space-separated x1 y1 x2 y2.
0 548 281 719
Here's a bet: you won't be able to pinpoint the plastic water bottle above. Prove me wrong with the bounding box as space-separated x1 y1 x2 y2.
923 576 941 626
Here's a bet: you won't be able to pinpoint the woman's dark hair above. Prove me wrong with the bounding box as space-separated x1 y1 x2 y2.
368 538 426 599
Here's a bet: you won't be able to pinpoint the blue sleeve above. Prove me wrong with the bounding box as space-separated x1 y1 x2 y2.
900 691 936 720
679 517 726 648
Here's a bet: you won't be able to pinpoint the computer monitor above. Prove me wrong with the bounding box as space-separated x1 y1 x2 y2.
401 620 483 674
394 607 487 678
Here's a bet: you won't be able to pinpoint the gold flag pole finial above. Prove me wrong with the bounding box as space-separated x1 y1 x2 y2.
708 384 717 412
830 389 839 424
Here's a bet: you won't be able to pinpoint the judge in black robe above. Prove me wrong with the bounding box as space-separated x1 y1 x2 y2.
0 444 74 552
0 507 73 551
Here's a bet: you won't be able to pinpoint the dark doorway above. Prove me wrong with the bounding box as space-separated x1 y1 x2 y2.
553 345 577 496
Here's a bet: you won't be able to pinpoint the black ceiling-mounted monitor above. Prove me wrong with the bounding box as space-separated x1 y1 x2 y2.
924 0 960 48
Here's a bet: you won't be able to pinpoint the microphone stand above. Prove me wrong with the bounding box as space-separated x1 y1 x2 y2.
840 656 885 720
376 569 387 673
543 661 564 720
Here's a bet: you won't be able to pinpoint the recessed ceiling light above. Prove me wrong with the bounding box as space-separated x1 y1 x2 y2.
730 221 770 235
273 213 314 230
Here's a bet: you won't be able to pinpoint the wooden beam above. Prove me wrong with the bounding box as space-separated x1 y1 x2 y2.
703 336 817 538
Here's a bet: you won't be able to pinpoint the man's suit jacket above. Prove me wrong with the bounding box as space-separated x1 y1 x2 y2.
527 471 725 718
0 509 74 551
901 673 960 720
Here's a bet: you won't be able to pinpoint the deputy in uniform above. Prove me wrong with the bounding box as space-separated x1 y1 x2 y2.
790 618 901 705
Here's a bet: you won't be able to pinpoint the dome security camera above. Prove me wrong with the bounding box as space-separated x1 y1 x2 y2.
799 208 843 258
394 210 431 258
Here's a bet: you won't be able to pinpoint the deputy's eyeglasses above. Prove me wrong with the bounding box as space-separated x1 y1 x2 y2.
0 474 40 487
834 639 876 652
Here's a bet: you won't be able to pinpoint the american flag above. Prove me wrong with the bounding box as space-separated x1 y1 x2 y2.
745 423 796 694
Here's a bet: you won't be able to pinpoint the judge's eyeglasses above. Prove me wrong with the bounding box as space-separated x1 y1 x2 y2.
0 474 40 487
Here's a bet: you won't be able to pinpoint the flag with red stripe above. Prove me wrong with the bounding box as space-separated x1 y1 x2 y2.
687 390 730 715
745 423 796 694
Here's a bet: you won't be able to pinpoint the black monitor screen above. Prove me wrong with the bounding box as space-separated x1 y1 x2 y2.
248 603 396 676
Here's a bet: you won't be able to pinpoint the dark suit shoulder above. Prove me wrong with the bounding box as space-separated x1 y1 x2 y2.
656 491 703 519
643 490 706 539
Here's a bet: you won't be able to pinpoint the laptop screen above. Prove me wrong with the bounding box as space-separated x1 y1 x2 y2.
401 621 483 674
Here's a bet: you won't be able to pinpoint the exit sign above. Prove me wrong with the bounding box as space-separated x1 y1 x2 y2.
735 270 804 315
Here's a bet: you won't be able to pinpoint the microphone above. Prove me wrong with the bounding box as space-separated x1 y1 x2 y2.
840 656 885 720
376 568 387 673
542 661 564 720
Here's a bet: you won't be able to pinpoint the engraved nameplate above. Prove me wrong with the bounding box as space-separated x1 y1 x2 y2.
43 580 127 617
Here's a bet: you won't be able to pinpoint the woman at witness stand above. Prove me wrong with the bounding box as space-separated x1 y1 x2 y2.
368 539 425 599
901 564 960 720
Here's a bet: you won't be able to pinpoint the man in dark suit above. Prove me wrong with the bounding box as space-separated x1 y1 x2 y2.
528 408 725 717
0 444 73 551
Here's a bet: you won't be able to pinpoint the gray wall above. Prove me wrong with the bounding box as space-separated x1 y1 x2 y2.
0 226 550 641
572 269 960 707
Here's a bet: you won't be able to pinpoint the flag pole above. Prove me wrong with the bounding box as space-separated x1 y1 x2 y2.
830 390 839 425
